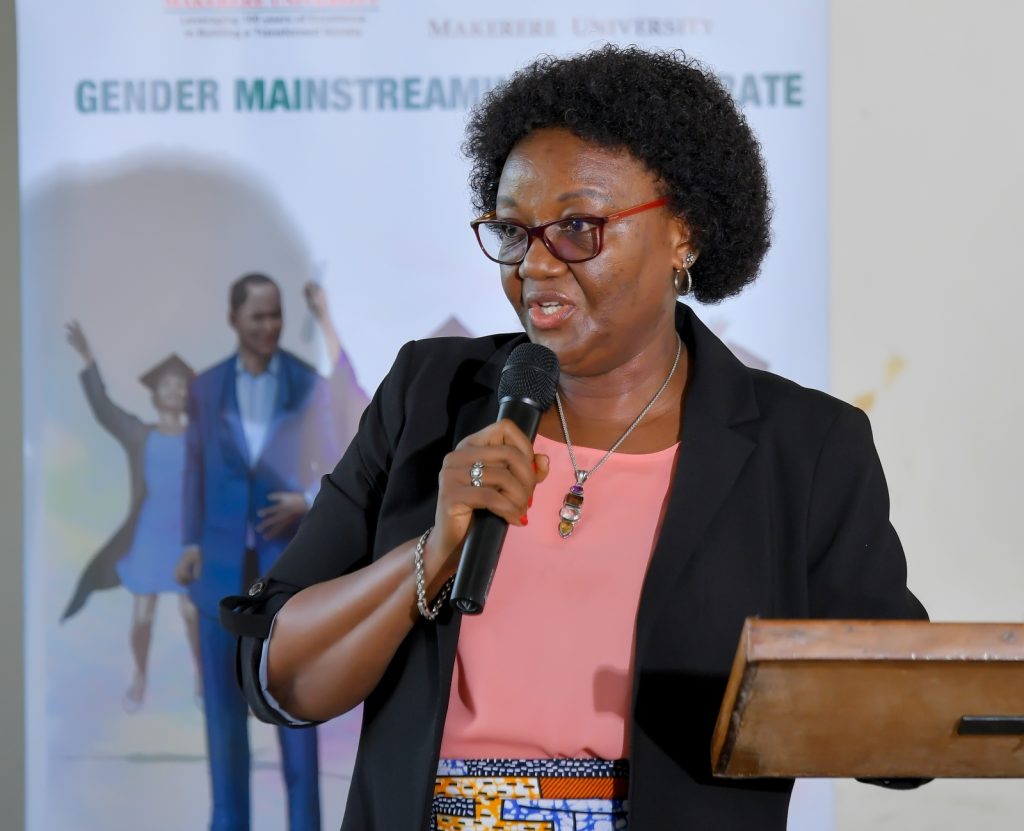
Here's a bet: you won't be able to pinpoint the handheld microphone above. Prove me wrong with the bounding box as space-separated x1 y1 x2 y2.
450 343 559 614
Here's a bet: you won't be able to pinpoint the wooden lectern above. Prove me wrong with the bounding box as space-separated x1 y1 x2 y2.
712 620 1024 778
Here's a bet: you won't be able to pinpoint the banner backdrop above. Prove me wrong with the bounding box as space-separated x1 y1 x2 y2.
18 2 830 829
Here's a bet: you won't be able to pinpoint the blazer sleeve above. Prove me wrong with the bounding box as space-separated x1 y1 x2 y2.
79 364 148 450
220 341 417 725
805 404 927 621
807 405 932 790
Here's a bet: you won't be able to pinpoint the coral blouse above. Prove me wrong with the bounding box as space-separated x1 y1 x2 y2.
439 434 680 760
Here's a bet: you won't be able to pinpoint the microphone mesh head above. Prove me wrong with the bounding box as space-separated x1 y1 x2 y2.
498 343 560 411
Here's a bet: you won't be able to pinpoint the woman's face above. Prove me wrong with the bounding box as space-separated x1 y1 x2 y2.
154 371 188 414
496 128 688 378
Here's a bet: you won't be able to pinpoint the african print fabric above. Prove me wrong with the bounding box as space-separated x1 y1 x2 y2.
432 758 629 830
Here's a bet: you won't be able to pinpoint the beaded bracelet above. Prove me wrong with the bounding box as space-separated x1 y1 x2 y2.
414 527 453 620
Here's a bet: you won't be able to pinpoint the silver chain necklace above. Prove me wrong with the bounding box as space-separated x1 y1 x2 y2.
554 334 683 538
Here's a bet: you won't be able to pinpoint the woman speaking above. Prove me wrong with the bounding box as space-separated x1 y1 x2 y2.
223 46 925 830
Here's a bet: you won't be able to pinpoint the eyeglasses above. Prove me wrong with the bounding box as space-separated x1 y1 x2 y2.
470 196 669 265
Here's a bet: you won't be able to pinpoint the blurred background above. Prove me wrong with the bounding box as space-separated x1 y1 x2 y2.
1 1 1021 829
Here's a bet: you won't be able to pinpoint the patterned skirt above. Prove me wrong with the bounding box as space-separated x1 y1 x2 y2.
432 758 629 830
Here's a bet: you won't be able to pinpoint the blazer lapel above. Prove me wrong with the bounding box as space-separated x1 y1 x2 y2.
635 305 760 653
450 334 525 444
219 358 250 469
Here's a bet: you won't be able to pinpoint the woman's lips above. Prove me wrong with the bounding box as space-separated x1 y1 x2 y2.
526 301 574 329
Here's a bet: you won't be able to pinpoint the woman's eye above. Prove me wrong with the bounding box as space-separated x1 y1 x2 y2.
557 218 592 235
492 223 524 241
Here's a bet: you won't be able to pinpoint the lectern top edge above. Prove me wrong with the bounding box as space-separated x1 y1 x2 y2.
713 619 1024 779
741 619 1024 662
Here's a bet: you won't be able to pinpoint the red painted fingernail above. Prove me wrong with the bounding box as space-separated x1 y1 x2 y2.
532 461 538 473
520 514 528 526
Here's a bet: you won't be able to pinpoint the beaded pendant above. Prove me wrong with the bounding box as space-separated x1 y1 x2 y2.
557 471 588 538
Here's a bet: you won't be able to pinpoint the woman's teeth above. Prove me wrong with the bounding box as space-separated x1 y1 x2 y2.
539 303 563 316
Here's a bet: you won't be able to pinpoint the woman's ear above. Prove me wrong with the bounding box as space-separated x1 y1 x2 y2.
670 214 698 272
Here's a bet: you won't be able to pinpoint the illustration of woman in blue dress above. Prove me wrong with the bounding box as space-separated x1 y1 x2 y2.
62 321 201 712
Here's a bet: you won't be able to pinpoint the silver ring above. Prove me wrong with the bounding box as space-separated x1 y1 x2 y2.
469 460 484 488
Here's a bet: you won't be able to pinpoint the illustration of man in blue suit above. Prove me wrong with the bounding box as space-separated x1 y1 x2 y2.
176 272 367 831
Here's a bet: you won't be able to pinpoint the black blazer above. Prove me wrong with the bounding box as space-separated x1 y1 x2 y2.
224 303 926 830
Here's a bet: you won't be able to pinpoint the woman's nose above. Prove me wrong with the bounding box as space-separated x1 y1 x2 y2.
517 234 567 281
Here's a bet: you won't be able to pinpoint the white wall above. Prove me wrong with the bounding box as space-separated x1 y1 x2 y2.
831 1 1024 826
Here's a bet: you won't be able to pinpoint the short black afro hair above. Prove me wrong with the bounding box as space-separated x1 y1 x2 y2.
463 45 772 303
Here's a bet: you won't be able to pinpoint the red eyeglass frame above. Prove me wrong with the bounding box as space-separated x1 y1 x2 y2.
470 196 669 265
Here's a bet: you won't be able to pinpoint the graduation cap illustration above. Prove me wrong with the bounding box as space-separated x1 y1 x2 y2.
138 353 195 390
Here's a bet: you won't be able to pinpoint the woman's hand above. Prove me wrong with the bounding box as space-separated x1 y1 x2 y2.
303 281 343 366
303 281 329 323
263 421 548 722
428 419 550 576
66 320 95 365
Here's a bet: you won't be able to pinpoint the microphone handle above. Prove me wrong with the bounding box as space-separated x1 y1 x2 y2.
449 399 543 615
